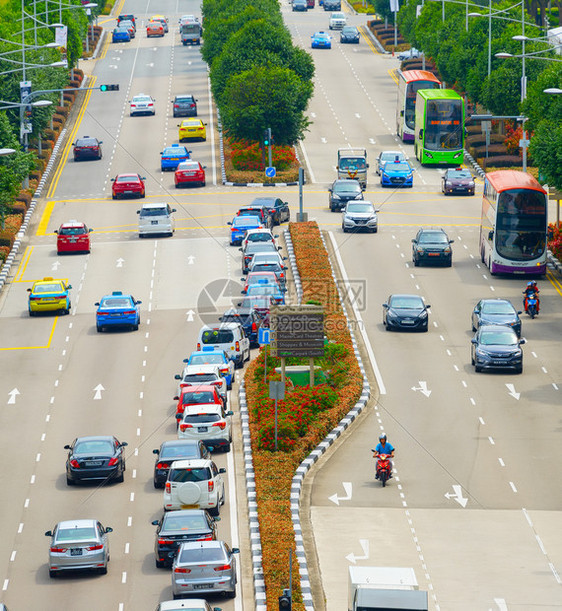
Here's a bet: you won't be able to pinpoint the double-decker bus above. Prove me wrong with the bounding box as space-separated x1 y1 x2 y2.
414 89 464 165
480 170 548 275
396 70 441 142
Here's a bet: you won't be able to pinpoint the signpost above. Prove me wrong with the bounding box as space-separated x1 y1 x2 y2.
269 380 286 451
258 327 273 383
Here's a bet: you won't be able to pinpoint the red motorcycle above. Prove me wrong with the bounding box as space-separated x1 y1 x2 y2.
372 451 392 487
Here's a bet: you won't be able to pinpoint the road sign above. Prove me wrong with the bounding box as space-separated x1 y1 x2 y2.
258 327 273 345
265 166 276 178
269 380 285 400
270 305 324 358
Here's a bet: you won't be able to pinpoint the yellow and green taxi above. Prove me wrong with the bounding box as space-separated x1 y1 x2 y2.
178 118 207 142
27 277 72 316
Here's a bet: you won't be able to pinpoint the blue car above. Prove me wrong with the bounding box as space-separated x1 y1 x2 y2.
160 144 191 171
95 291 141 332
112 27 131 43
246 283 285 305
380 159 414 188
184 347 235 389
228 215 263 246
311 31 332 49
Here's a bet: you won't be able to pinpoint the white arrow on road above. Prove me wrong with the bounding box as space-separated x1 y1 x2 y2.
346 539 369 564
93 384 105 400
505 383 520 400
51 261 60 271
187 256 195 265
369 138 376 145
490 598 507 611
109 65 118 69
328 482 352 506
146 62 154 67
186 310 195 322
116 258 125 268
7 388 20 404
444 484 468 508
411 381 432 397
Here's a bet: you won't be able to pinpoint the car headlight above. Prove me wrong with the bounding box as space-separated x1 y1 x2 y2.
332 193 341 199
476 348 490 357
416 247 425 253
444 247 451 254
514 349 522 357
407 173 413 179
354 193 363 199
418 310 428 318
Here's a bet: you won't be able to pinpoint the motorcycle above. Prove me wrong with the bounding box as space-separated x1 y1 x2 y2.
525 292 538 319
371 451 392 487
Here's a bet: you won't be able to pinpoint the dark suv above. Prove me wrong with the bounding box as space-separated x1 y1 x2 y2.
250 197 290 226
237 205 273 229
117 14 136 28
220 307 262 347
172 95 198 117
328 179 363 211
411 228 454 267
73 136 102 161
324 0 341 9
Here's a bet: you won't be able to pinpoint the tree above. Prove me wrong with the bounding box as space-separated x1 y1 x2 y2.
529 120 562 189
521 62 562 128
220 66 312 145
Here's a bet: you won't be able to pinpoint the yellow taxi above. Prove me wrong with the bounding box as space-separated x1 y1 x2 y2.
178 118 207 142
27 277 72 316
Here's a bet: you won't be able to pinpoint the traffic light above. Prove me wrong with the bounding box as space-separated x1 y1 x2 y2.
263 128 270 147
278 590 291 611
99 84 119 91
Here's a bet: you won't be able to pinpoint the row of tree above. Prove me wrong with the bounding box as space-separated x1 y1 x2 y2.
201 0 315 145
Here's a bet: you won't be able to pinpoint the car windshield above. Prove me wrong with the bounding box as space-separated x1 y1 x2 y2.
169 467 211 483
390 297 423 309
74 440 114 454
59 227 86 235
160 444 201 459
189 354 224 366
339 157 366 170
346 203 373 213
56 527 97 542
116 175 138 182
182 374 217 384
100 297 131 308
179 547 225 562
182 413 221 424
342 27 357 33
381 152 402 163
252 264 281 273
480 331 517 345
140 207 168 217
201 329 234 344
162 147 187 156
34 283 63 293
481 302 514 315
334 182 361 194
248 233 272 242
387 163 410 172
181 391 216 405
448 170 471 179
162 513 207 531
418 232 448 244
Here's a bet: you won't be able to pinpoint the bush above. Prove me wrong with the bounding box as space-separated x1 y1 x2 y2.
16 191 32 207
466 134 505 148
0 246 10 263
0 232 15 248
11 203 27 219
477 155 522 168
471 144 509 157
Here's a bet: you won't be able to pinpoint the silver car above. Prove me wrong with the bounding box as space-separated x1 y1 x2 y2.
342 201 378 233
45 519 112 577
376 150 407 175
172 540 239 599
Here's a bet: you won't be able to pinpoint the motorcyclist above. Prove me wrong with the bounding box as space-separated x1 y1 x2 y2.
523 281 540 313
373 433 395 479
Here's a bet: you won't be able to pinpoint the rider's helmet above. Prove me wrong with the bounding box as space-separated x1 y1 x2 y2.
527 281 534 287
379 433 387 441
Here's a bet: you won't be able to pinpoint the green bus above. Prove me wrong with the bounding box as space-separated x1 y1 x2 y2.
414 89 464 165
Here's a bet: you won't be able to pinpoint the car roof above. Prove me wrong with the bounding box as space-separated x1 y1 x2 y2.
157 600 210 611
200 321 242 331
180 384 218 393
116 173 140 178
56 519 98 529
74 435 116 443
100 293 133 300
60 220 86 228
140 202 169 209
245 228 273 236
478 324 518 334
183 404 224 416
250 197 278 205
189 348 228 358
160 439 204 449
169 458 213 469
183 364 221 374
479 298 512 305
177 540 225 551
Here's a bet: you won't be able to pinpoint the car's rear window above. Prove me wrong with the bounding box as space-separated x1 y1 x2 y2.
181 391 216 405
162 147 187 156
34 283 63 293
162 513 207 531
179 547 225 562
140 207 168 217
233 216 260 227
169 467 211 483
100 297 131 308
74 440 114 454
160 444 202 459
182 374 217 384
248 233 272 242
201 329 234 344
252 264 281 273
59 227 86 235
56 527 97 541
176 96 195 104
182 413 221 424
189 354 223 366
116 175 138 182
222 314 250 324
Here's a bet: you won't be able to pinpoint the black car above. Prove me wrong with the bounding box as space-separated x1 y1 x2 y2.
65 435 127 485
117 13 136 28
237 204 273 229
442 168 475 195
324 0 341 9
73 136 102 161
152 509 218 568
471 325 525 373
292 0 308 10
412 228 454 267
220 307 262 347
241 242 281 273
172 94 198 117
153 439 210 488
471 298 522 337
328 179 363 211
250 197 290 226
340 26 360 43
383 294 431 332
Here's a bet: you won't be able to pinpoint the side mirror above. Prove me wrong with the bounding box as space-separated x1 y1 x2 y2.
171 209 177 213
105 527 113 533
488 230 494 240
182 358 189 363
277 246 282 250
89 229 93 233
219 468 226 473
174 374 181 380
45 531 53 537
425 304 431 309
366 163 370 168
237 302 242 307
213 516 221 522
400 110 404 117
64 444 71 450
519 338 526 344
135 300 142 305
411 239 416 243
120 442 128 447
152 449 159 454
449 240 454 244
471 338 477 344
175 413 182 420
226 411 233 416
418 129 423 140
94 302 100 306
227 222 232 226
27 288 31 292
274 234 279 238
173 396 179 401
283 266 288 270
231 548 240 554
54 230 58 234
67 285 72 289
151 520 159 526
136 210 140 214
382 303 389 309
517 310 523 315
142 176 146 180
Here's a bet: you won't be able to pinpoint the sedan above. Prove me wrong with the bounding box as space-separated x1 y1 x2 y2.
112 26 130 42
329 178 363 211
130 94 155 116
45 519 113 578
178 119 207 141
250 196 290 226
292 0 308 10
228 215 263 246
175 364 227 404
152 510 218 568
376 150 407 175
342 201 378 233
241 228 276 250
311 31 331 48
471 325 525 373
65 435 128 485
118 19 135 37
329 11 346 29
153 440 211 489
111 173 146 199
383 294 430 332
147 21 164 37
174 385 224 419
55 220 92 255
471 298 522 336
442 167 475 195
381 159 413 188
340 25 360 43
150 14 169 32
411 227 453 267
246 283 285 305
175 160 206 188
171 541 239 599
161 144 191 171
172 94 198 117
95 291 141 332
73 136 102 161
397 47 421 61
28 277 71 316
241 242 281 273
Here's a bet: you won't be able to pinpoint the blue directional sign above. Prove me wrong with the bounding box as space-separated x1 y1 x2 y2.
258 327 273 345
265 166 276 178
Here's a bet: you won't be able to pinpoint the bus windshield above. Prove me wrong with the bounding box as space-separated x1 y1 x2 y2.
495 188 547 261
425 99 462 151
405 81 439 129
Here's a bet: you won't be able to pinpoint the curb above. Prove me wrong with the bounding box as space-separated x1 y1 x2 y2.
284 229 303 305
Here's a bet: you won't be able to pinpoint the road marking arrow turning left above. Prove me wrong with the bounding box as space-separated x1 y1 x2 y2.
411 381 432 397
346 539 369 564
444 484 468 507
328 482 352 506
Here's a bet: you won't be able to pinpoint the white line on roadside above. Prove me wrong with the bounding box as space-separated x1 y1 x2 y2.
226 444 243 611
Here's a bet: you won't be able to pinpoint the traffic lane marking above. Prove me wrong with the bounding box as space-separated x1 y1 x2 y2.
0 317 59 351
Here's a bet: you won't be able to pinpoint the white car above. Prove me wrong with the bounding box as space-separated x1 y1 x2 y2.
156 600 220 611
196 322 251 369
174 364 227 403
376 150 407 175
241 228 277 251
177 404 233 451
329 12 346 30
163 459 225 515
129 93 156 116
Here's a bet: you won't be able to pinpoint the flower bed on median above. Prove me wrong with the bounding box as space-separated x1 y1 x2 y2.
244 221 363 609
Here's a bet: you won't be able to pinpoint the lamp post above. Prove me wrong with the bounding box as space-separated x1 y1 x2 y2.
543 87 562 94
82 3 98 55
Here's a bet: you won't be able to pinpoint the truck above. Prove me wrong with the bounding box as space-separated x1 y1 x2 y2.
348 566 429 611
337 148 368 189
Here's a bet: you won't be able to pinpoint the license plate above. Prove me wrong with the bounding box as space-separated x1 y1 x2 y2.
69 238 77 243
198 427 208 433
124 190 133 194
428 253 440 256
110 313 122 317
151 220 158 225
170 158 179 161
180 504 198 510
492 360 506 365
193 584 212 590
70 548 83 556
402 320 414 325
42 298 57 302
85 460 103 466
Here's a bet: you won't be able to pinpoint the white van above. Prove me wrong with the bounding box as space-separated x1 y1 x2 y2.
196 322 250 369
137 203 176 238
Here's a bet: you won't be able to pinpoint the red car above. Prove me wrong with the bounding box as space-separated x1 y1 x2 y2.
55 220 92 254
173 385 223 420
174 160 206 188
111 173 146 199
242 271 280 294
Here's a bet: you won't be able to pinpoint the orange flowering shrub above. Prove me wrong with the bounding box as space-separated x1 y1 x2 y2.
548 221 562 262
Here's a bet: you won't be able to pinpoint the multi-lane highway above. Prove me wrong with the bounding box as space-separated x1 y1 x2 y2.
0 0 561 609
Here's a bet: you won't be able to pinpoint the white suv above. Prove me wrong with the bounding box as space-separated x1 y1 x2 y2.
178 404 233 452
174 364 227 403
163 459 225 515
197 322 250 369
